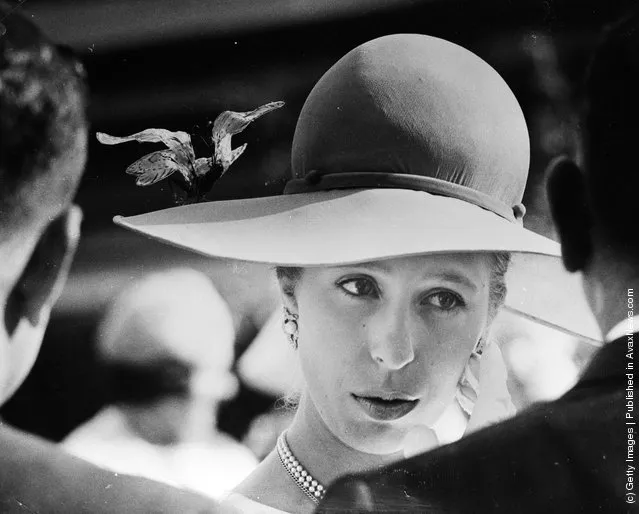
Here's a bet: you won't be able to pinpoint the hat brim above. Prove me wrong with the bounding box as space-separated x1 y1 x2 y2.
114 189 601 344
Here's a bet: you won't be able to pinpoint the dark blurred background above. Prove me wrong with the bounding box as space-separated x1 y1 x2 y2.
0 0 634 442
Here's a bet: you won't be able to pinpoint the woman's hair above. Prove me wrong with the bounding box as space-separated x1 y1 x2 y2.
488 252 510 318
276 252 511 318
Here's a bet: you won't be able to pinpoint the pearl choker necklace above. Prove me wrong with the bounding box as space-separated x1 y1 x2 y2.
276 431 326 504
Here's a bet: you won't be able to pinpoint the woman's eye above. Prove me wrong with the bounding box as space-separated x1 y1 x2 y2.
338 277 379 298
424 291 464 311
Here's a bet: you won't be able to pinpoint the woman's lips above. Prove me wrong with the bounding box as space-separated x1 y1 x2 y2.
352 394 419 421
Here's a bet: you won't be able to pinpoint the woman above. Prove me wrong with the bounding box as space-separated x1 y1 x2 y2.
112 34 598 513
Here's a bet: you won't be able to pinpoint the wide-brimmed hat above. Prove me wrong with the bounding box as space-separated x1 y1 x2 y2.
114 34 600 343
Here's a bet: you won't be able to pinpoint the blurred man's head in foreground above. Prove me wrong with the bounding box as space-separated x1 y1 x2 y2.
97 268 238 445
547 7 639 331
0 2 88 404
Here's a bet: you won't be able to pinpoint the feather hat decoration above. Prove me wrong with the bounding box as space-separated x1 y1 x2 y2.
97 101 284 203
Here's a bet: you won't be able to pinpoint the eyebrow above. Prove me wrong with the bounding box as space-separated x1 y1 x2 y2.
338 263 480 292
348 261 393 273
430 272 479 292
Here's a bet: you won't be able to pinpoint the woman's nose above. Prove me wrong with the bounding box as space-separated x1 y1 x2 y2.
367 306 416 370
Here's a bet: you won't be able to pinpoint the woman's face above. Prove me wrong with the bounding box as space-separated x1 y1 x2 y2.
287 253 493 454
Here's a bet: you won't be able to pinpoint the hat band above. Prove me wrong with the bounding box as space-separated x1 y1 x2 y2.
284 171 518 222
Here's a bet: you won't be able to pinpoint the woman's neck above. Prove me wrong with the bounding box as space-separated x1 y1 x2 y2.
285 394 403 486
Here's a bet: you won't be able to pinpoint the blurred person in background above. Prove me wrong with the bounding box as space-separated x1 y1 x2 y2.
0 3 229 512
317 9 638 513
64 268 257 498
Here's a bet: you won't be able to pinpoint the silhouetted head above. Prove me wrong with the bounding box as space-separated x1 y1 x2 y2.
547 7 639 330
0 2 88 404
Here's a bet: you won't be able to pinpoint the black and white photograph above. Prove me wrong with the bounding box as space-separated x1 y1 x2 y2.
0 0 635 512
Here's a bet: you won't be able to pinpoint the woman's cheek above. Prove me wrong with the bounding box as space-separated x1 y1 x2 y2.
419 322 477 377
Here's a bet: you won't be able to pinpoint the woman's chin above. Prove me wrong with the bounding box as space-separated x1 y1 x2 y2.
336 419 413 456
333 405 447 456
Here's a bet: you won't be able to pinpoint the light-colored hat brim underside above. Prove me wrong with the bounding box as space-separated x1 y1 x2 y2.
115 189 601 344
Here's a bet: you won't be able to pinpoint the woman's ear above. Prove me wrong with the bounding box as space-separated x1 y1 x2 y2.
276 273 299 316
5 205 82 335
546 157 593 272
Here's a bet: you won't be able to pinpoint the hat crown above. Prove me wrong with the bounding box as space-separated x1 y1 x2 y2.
291 34 530 211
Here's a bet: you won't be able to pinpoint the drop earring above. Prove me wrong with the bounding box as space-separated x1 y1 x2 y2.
474 337 486 356
282 307 299 350
455 337 486 417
